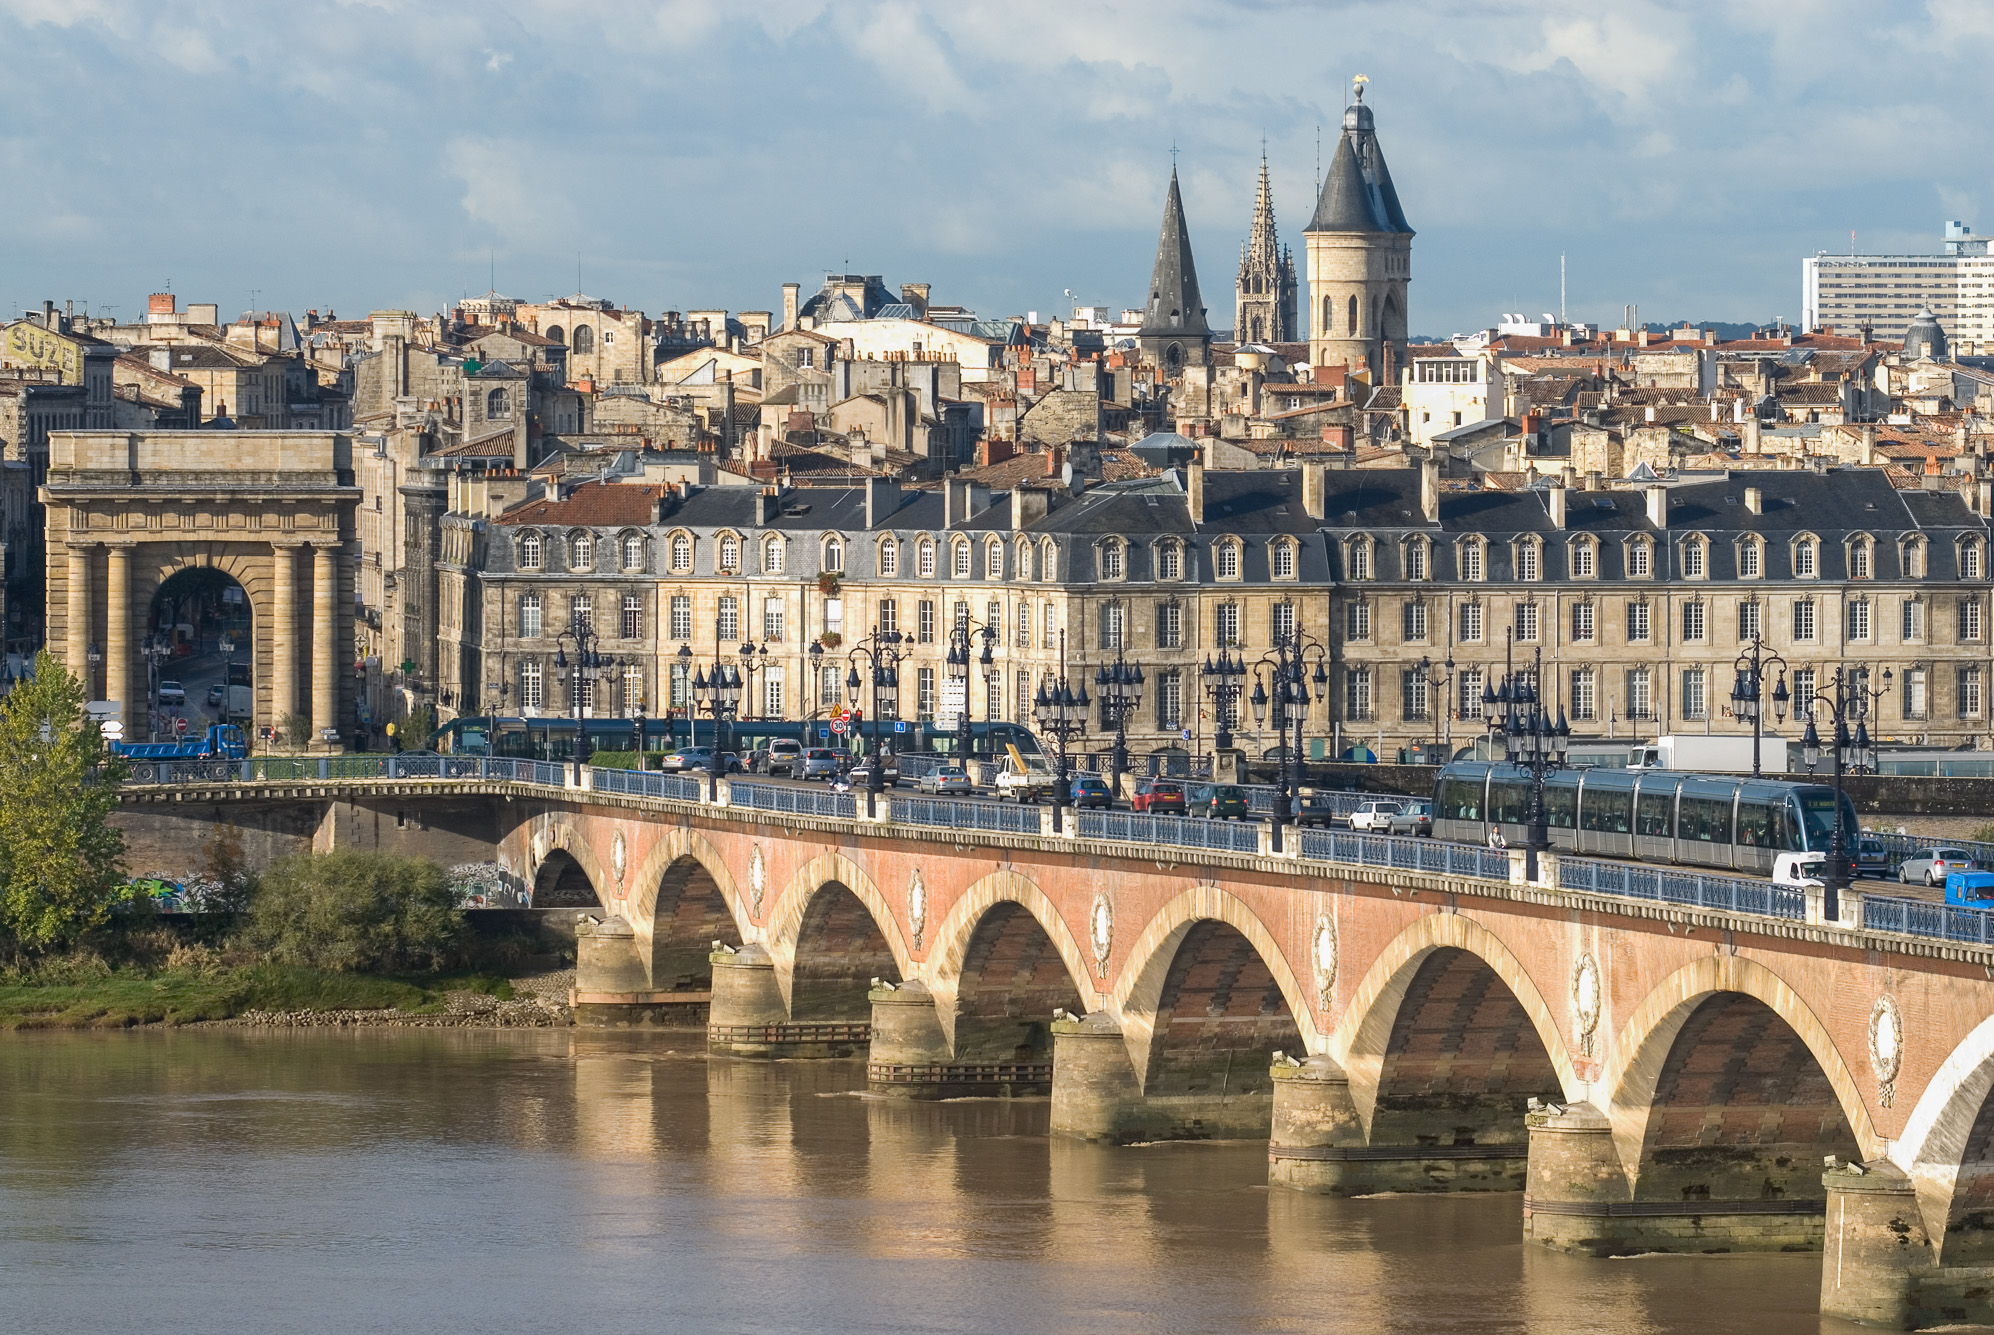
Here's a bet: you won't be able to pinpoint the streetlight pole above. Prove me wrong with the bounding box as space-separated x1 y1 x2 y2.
556 624 616 782
947 616 998 761
1247 628 1328 854
1094 646 1145 805
845 626 907 818
1200 649 1246 777
1032 670 1090 834
1729 634 1789 778
1417 653 1456 760
1796 665 1890 922
1484 638 1570 883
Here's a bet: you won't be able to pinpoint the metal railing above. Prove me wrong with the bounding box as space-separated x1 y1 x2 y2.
1296 828 1511 880
728 780 859 821
1556 857 1806 920
1077 809 1261 854
896 796 1042 836
593 767 704 803
1863 894 1994 945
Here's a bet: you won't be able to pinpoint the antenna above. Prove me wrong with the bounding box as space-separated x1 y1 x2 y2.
1315 124 1321 195
1560 254 1566 324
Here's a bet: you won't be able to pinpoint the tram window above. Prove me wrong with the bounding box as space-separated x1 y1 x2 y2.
1491 782 1528 825
1637 792 1674 838
1581 788 1631 833
1737 801 1778 848
1678 796 1732 844
1545 785 1577 829
1439 778 1481 822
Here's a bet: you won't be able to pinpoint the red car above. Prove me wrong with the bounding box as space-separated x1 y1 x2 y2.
1132 779 1186 814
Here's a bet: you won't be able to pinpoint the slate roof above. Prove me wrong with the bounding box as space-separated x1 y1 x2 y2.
1138 169 1209 340
1306 93 1413 236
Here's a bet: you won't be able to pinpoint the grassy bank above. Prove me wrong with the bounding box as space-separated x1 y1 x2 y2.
0 964 521 1030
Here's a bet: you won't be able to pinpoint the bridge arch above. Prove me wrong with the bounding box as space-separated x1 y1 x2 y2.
1603 955 1878 1200
1890 1011 1994 1260
1114 885 1319 1099
1332 912 1580 1143
525 817 611 911
624 828 747 991
767 851 910 1019
925 869 1091 1059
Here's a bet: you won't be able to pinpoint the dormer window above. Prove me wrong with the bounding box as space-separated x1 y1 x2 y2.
1627 538 1653 579
918 537 936 579
1849 536 1873 580
1515 539 1542 582
571 532 595 569
763 534 784 572
1680 535 1707 579
627 533 649 571
1216 538 1243 581
1965 538 1985 580
1270 538 1296 580
1737 538 1761 580
985 537 1003 580
519 531 543 571
879 538 899 577
1345 538 1371 581
1569 538 1596 579
668 532 691 573
1157 539 1183 581
1903 539 1926 579
952 539 972 579
822 536 844 573
1402 537 1427 582
1793 536 1818 578
1040 537 1058 581
1101 539 1126 581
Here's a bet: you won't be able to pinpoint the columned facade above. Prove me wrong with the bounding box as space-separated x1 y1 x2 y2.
42 431 362 747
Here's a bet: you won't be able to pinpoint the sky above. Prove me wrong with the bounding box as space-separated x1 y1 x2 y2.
3 0 1991 339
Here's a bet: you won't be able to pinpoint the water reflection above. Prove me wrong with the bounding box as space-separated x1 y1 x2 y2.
0 1032 1837 1335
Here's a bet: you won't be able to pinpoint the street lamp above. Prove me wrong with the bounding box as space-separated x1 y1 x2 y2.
1795 665 1891 921
845 626 908 817
679 643 745 775
1093 647 1145 802
1416 653 1457 759
1729 633 1790 778
1247 628 1329 853
555 623 616 781
1484 635 1570 883
1031 670 1091 834
947 615 999 761
1200 649 1247 769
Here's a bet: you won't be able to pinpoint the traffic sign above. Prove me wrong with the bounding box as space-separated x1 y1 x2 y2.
175 717 188 736
830 720 848 735
893 721 908 733
817 726 831 739
834 706 850 723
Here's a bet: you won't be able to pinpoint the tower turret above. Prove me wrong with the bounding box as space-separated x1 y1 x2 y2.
1137 167 1211 372
1305 78 1413 378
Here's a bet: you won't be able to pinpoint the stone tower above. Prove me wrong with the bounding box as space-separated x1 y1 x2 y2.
1137 167 1211 372
1305 79 1414 377
1234 153 1298 345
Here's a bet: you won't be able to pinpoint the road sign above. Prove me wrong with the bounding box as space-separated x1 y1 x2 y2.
175 717 188 736
830 720 848 735
893 721 908 733
817 726 831 739
834 706 850 723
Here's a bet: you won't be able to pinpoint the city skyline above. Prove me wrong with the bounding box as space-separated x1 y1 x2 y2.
5 1 1993 334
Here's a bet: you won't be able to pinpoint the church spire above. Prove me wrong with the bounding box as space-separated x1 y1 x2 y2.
1138 167 1211 371
1235 150 1298 345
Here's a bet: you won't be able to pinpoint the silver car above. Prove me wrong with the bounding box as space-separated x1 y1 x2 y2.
917 765 972 795
798 748 842 781
1900 846 1977 886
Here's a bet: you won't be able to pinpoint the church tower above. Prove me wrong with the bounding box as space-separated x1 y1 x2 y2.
1234 153 1297 345
1137 167 1211 372
1305 78 1413 377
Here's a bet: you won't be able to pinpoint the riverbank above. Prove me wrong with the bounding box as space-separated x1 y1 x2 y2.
0 964 575 1030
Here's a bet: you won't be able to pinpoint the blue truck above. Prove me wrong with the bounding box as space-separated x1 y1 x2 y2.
113 724 248 761
1944 870 1994 907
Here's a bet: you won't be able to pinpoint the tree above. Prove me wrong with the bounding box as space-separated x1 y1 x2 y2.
0 652 127 949
244 851 462 974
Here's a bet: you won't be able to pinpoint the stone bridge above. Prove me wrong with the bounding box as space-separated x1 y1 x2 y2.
119 770 1994 1328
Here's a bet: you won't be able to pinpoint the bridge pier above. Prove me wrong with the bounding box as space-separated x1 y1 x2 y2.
707 944 867 1058
1820 1162 1929 1328
1050 1011 1271 1143
1265 1053 1522 1193
866 981 1050 1099
570 916 713 1028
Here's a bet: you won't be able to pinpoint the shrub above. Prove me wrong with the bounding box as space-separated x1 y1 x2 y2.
243 851 463 974
1969 824 1994 846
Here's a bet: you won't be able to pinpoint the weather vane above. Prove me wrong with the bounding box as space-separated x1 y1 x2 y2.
1353 72 1369 101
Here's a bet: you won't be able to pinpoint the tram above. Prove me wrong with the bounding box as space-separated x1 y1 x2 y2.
1431 761 1860 876
432 715 1044 763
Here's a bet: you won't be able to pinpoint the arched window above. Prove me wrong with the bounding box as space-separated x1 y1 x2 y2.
1516 539 1542 581
879 538 898 577
716 534 737 571
1626 538 1654 579
1348 295 1358 335
1902 539 1926 579
1215 538 1242 580
1793 536 1818 578
985 537 1003 580
1017 536 1033 580
1345 538 1371 581
1040 537 1058 581
1100 540 1125 580
486 387 509 418
570 531 594 569
1848 536 1873 580
1458 539 1484 582
545 325 564 345
573 325 594 355
1964 538 1984 581
1735 538 1759 580
624 533 646 570
952 540 971 579
519 531 543 570
763 534 784 572
918 538 936 579
1270 539 1295 580
1678 536 1705 579
1402 537 1427 582
1157 539 1182 581
1322 296 1333 331
823 536 844 573
669 533 692 572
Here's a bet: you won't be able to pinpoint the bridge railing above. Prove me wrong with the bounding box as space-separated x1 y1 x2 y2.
1295 828 1510 880
1076 809 1261 854
1862 894 1994 945
895 796 1043 837
1555 856 1806 920
594 767 704 803
728 780 858 821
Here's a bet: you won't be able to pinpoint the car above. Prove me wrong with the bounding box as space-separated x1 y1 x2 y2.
1347 800 1405 832
1070 775 1113 809
206 684 227 708
661 746 740 774
1131 779 1185 814
1188 783 1249 819
1294 791 1342 828
917 765 972 795
157 680 186 705
847 756 901 789
799 748 842 781
1387 800 1434 837
1900 846 1977 886
1856 835 1891 879
753 739 804 776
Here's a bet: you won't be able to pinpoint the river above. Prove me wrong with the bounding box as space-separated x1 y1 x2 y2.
0 1030 1856 1334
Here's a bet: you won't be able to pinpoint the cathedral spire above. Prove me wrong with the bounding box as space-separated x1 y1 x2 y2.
1138 167 1211 371
1235 151 1297 345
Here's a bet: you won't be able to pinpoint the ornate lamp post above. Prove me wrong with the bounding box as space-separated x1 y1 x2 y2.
1796 665 1891 921
1414 653 1457 759
947 616 999 760
1093 648 1146 803
1247 629 1329 853
1729 635 1790 778
845 626 908 817
1200 649 1247 772
556 624 617 780
1032 670 1091 834
682 648 743 769
1484 636 1570 882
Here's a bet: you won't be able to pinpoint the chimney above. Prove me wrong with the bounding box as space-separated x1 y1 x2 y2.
781 283 800 331
1860 424 1876 466
1979 477 1993 519
1742 416 1762 455
1420 454 1439 522
900 283 931 319
864 477 900 528
1586 470 1603 491
1638 328 1651 347
1547 481 1567 529
1047 444 1066 478
1301 462 1325 519
1011 485 1051 530
147 292 176 317
1186 459 1205 524
755 487 778 524
1645 484 1668 529
1645 405 1655 423
1744 486 1762 515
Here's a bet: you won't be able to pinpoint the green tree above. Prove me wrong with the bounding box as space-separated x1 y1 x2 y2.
243 850 462 974
0 652 128 950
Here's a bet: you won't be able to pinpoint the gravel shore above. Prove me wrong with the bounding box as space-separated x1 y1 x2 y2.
192 969 577 1029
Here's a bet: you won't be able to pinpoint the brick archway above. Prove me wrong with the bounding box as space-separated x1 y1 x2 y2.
765 850 910 1009
623 827 747 991
526 815 611 917
1603 954 1882 1186
1887 1011 1994 1257
924 868 1092 1050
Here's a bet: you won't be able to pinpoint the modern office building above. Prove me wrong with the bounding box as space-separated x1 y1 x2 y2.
1804 222 1994 350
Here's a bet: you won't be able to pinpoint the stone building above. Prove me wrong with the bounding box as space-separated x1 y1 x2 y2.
1137 168 1212 373
1306 80 1413 378
1234 153 1298 345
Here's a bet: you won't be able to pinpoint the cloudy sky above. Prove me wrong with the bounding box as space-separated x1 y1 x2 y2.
2 1 1989 337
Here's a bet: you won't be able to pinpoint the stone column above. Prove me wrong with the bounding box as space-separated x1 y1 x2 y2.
270 543 298 728
1522 1101 1633 1256
866 980 953 1098
1050 1010 1147 1142
1820 1161 1931 1328
65 545 92 694
104 544 130 732
311 543 337 743
707 943 791 1056
1267 1054 1369 1193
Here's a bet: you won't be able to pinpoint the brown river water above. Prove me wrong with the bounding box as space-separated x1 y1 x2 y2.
0 1030 1866 1334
